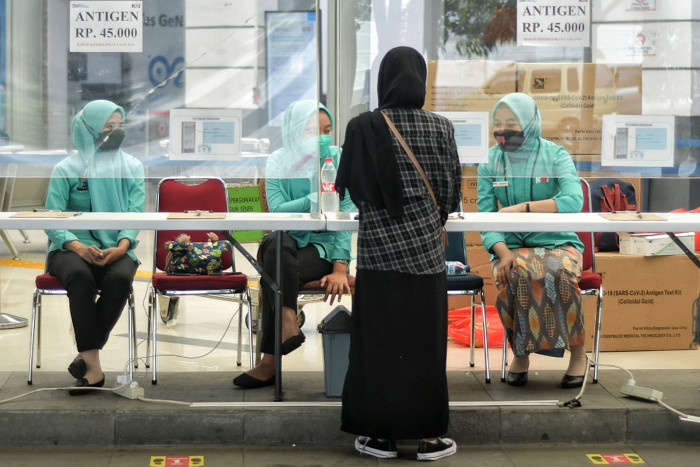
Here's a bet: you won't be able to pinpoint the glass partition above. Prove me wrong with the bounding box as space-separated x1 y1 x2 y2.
0 0 326 214
332 0 700 212
1 0 699 215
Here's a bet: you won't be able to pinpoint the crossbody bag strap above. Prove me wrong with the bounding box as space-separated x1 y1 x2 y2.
381 111 439 211
381 111 448 247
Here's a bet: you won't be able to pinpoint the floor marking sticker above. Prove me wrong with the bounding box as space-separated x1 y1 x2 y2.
587 453 645 464
150 455 204 466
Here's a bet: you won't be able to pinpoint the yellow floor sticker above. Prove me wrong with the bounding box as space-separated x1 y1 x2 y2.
587 453 644 464
150 455 204 466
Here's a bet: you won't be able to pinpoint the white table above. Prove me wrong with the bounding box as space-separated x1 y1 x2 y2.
3 210 698 400
326 211 700 233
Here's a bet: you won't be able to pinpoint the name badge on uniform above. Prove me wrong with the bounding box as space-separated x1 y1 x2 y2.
492 181 508 187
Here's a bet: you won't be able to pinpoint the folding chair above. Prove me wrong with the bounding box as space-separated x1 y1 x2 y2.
500 178 604 383
577 178 604 383
27 243 138 385
446 230 491 383
147 177 253 385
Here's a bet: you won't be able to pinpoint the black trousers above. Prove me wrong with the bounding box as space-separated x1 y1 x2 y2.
257 231 332 355
47 250 137 352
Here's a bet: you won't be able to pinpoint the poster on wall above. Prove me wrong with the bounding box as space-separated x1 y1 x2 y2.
265 11 318 127
435 112 490 164
517 0 590 47
168 109 242 161
69 1 143 52
627 0 656 11
601 115 675 168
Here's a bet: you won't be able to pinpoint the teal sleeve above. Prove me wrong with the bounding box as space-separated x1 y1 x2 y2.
44 169 79 249
118 164 146 249
266 178 311 213
477 161 506 252
551 148 583 213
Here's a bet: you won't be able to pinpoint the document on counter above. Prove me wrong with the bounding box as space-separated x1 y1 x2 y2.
599 212 666 221
167 211 226 219
11 211 80 218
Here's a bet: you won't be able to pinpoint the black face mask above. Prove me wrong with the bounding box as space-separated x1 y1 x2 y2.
97 129 125 151
494 129 525 152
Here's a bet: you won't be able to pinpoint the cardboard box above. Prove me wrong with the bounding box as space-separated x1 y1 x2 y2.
584 252 699 351
426 61 642 156
460 166 481 246
619 232 695 256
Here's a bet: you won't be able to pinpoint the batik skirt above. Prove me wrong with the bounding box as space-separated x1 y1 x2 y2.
492 246 584 357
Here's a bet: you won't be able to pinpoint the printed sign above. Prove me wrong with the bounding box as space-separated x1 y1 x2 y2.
436 112 490 164
517 0 590 47
601 115 675 167
169 109 243 160
70 1 143 52
627 0 655 11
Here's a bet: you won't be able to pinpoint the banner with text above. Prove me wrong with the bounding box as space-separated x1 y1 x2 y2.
70 1 143 52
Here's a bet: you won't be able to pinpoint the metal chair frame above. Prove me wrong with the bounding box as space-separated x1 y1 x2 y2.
147 177 254 385
447 230 491 383
27 243 138 385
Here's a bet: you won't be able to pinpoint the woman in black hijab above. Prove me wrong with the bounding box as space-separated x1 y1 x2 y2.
336 46 461 461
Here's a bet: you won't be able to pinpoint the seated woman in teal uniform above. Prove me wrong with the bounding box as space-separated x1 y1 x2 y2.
45 99 145 395
477 92 587 389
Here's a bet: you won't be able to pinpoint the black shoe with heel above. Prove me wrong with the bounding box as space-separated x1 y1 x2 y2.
561 374 584 389
281 331 306 355
506 371 528 386
232 373 275 389
67 358 86 379
68 375 105 396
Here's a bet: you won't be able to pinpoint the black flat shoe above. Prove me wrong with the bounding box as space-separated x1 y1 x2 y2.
67 358 86 379
561 374 584 389
232 372 275 389
281 331 306 355
68 375 105 396
506 371 528 386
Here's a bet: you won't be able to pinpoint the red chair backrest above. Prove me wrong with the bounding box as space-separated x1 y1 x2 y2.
154 178 233 271
576 178 595 272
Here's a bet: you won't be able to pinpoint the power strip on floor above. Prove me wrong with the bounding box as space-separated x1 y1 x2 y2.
114 381 145 400
620 383 663 402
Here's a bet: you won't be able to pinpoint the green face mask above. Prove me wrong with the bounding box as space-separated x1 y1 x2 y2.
319 134 332 160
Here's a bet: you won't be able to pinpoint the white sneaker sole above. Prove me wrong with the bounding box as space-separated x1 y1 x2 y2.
354 438 398 459
417 441 457 461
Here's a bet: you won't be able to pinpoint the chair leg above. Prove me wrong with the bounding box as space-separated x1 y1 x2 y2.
236 296 243 367
501 330 508 383
150 288 158 384
469 299 476 369
36 294 43 370
146 290 152 369
27 290 39 385
127 292 136 381
592 288 603 384
479 290 491 384
246 289 254 369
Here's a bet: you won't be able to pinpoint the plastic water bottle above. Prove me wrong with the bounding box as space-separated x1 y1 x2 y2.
321 157 339 213
445 261 469 275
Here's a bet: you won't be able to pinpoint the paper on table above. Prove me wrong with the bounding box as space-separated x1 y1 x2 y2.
599 212 666 221
167 211 226 219
11 211 79 218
